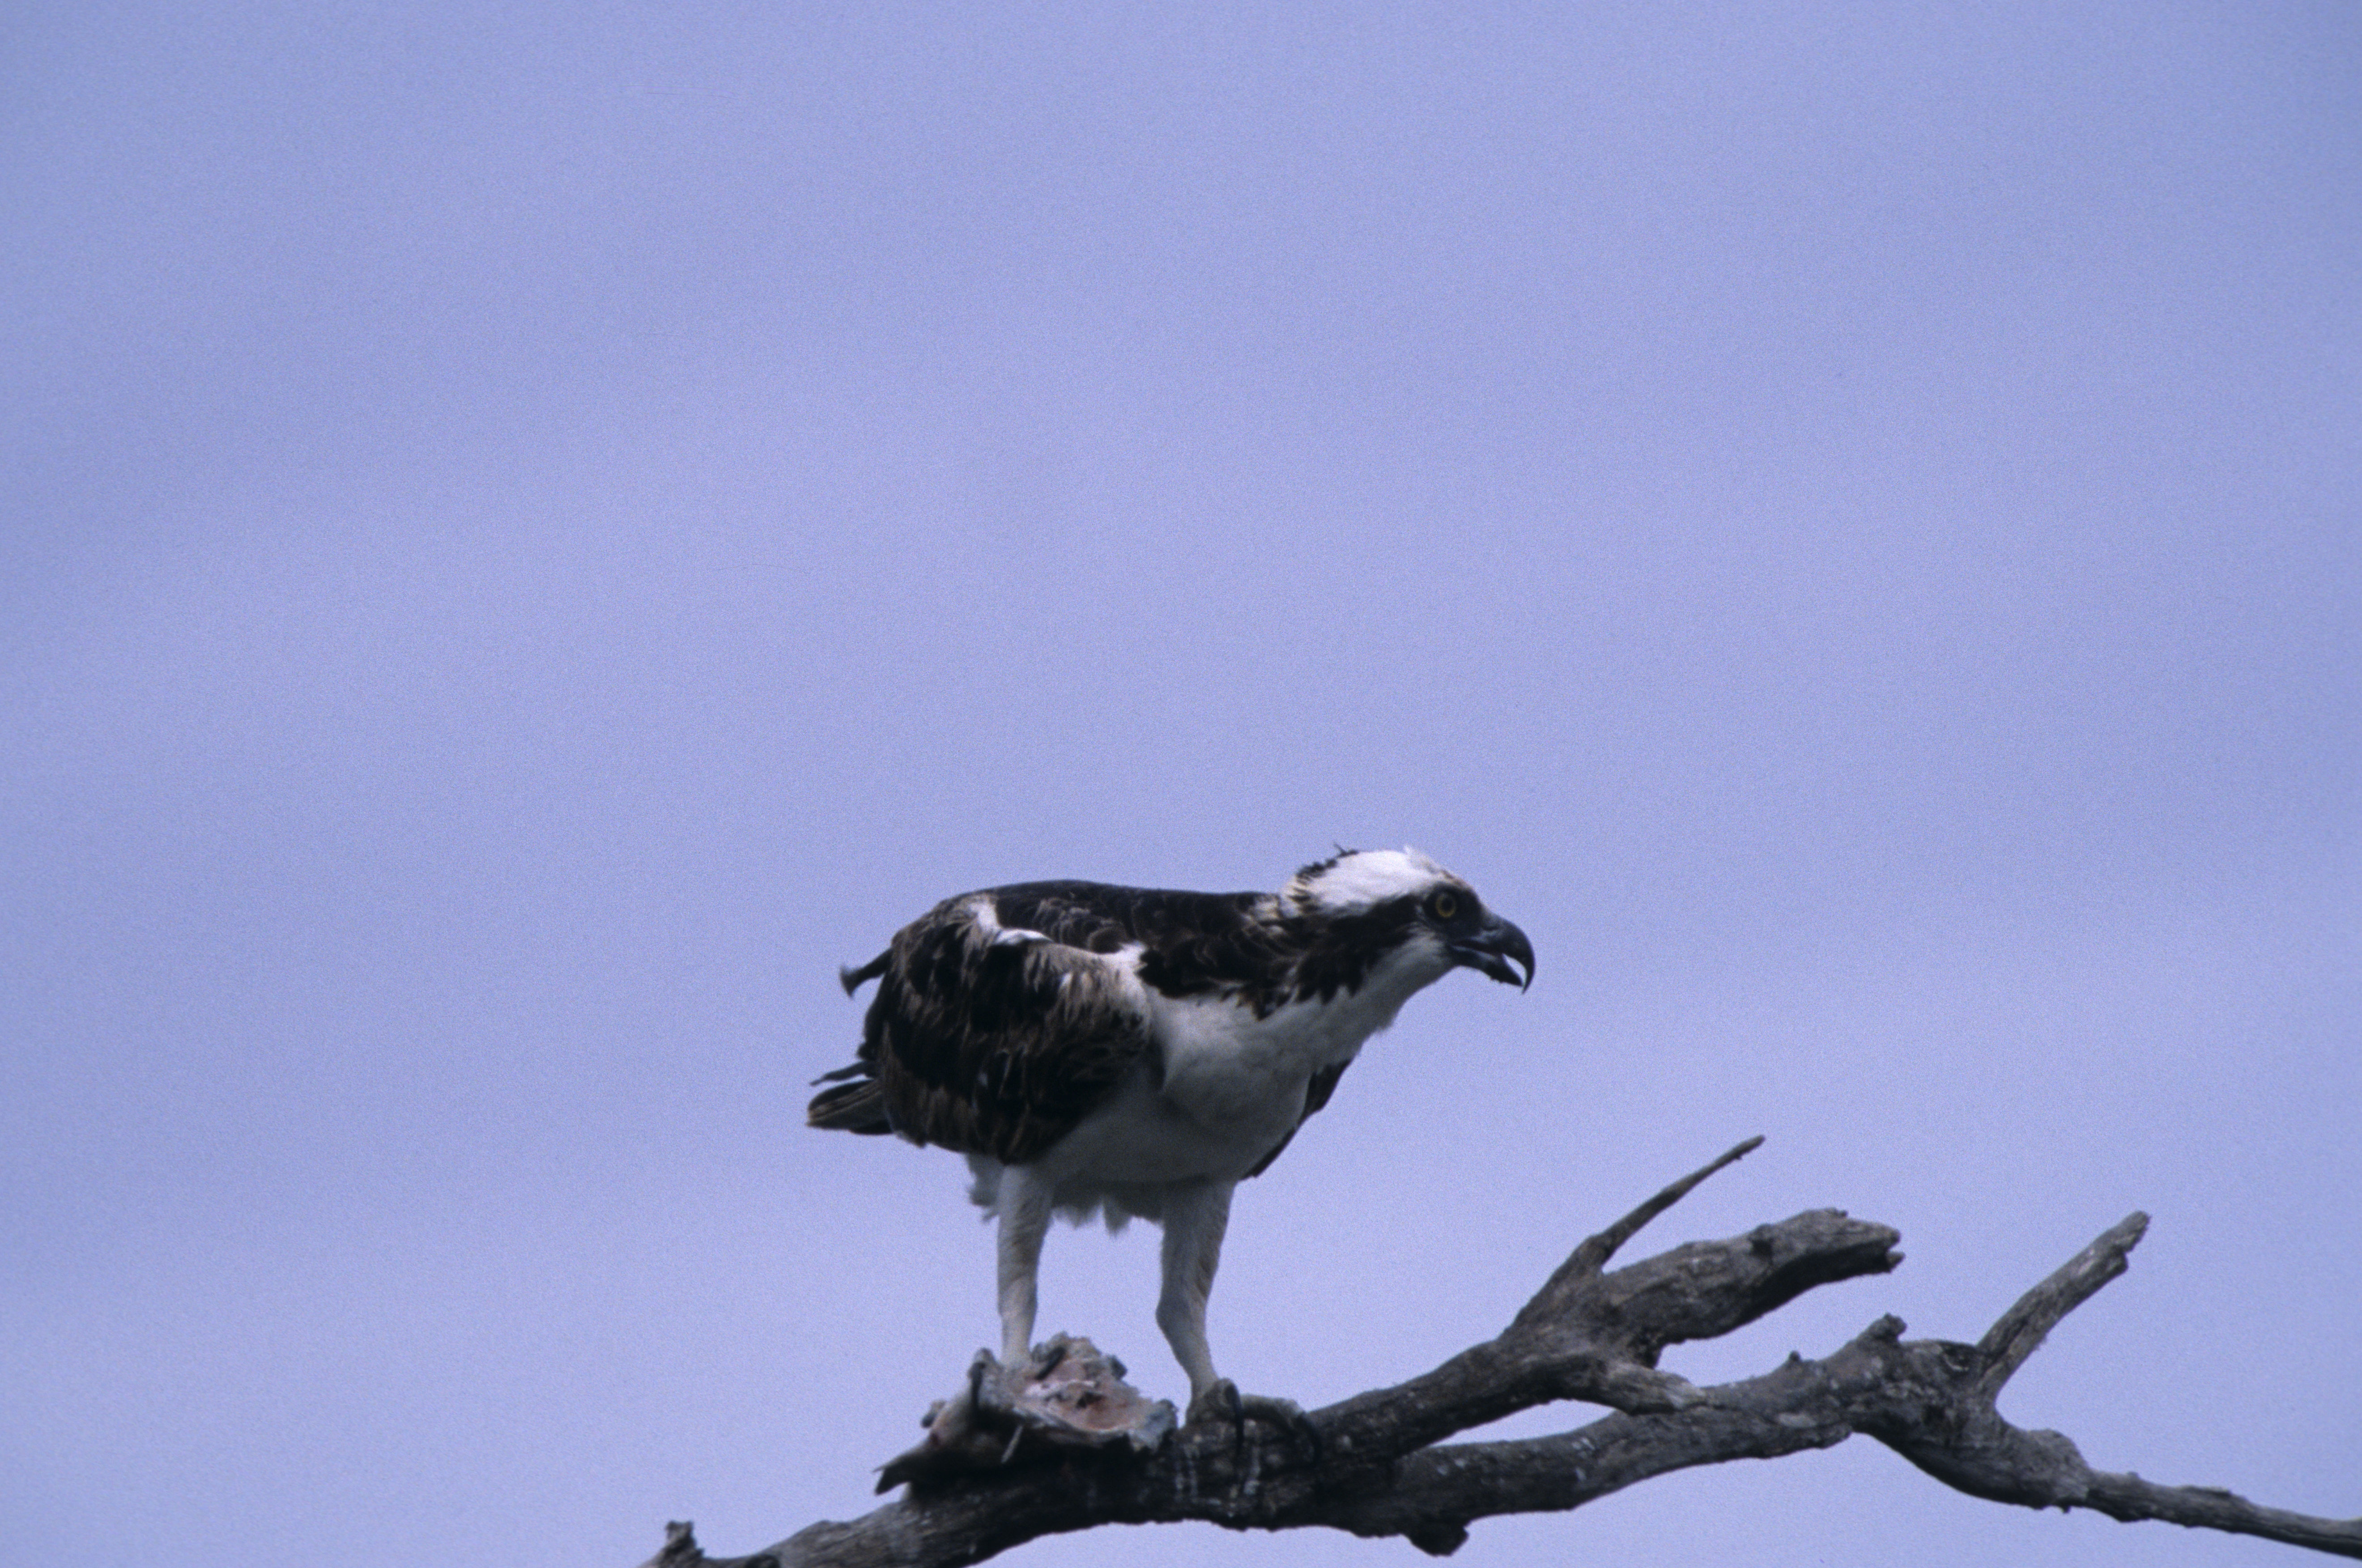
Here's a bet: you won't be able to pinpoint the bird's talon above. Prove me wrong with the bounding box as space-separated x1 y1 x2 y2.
1185 1378 1243 1430
1244 1393 1323 1459
1185 1380 1322 1458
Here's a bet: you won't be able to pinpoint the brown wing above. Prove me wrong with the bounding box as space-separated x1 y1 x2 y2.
810 892 1153 1166
1243 1057 1353 1178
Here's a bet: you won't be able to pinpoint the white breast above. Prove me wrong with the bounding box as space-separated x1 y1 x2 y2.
1030 939 1457 1194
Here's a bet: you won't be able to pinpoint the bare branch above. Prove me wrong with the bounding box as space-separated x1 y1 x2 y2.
645 1152 2358 1568
1860 1215 2361 1558
1518 1133 1764 1322
1972 1209 2146 1400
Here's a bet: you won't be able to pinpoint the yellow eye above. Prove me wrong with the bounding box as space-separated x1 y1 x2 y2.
1431 891 1459 921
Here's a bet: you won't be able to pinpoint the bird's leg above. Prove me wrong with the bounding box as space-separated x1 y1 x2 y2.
992 1164 1055 1370
1158 1178 1319 1454
1155 1178 1233 1403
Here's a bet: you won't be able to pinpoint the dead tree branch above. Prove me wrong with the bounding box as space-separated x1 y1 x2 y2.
645 1140 2360 1567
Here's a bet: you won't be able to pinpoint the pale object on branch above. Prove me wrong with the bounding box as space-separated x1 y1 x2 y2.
643 1139 2361 1567
872 1335 1176 1495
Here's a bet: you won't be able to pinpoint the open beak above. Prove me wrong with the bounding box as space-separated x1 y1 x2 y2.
1449 914 1535 991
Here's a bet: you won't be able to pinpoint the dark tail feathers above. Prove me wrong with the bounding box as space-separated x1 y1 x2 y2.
808 1075 891 1135
814 951 893 1131
839 951 890 996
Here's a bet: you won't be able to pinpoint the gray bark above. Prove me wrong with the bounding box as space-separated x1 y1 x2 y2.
643 1139 2361 1567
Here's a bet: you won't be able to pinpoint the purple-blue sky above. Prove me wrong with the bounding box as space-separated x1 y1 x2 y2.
4 5 2355 1566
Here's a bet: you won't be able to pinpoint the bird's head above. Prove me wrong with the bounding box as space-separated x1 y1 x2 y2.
1284 848 1535 991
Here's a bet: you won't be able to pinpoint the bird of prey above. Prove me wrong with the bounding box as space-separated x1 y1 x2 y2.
808 848 1534 1427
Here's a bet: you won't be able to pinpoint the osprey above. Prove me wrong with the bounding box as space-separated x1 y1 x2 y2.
809 848 1533 1426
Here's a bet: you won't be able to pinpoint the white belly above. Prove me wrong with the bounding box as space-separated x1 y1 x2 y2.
1043 1065 1301 1188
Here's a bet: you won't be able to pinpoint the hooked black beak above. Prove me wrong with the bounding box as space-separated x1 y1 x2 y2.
1449 914 1534 991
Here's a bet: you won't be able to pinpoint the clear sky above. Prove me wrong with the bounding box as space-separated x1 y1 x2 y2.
3 4 2355 1566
